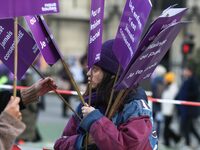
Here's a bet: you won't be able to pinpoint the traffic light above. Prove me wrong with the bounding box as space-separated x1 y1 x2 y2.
182 41 194 55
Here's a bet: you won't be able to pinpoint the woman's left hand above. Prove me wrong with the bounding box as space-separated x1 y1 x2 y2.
81 103 95 117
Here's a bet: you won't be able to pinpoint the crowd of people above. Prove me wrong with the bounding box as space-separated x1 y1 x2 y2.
151 63 200 150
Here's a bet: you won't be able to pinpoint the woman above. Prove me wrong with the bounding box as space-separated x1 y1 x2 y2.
54 40 158 150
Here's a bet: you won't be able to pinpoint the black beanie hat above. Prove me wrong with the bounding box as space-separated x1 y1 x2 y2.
95 40 119 75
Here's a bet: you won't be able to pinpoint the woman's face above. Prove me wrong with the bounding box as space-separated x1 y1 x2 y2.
87 65 104 89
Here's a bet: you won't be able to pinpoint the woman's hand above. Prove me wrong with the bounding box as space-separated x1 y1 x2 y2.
4 96 22 120
81 103 95 117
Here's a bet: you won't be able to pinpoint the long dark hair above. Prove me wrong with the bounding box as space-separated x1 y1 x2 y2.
84 69 117 109
83 68 137 115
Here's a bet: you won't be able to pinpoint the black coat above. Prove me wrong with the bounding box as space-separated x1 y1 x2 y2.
176 76 200 118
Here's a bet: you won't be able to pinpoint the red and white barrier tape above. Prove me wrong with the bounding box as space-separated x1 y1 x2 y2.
0 84 81 96
148 97 200 107
1 84 200 107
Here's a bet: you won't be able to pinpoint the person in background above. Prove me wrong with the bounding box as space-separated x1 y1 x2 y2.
54 40 158 150
80 53 88 85
161 72 181 148
151 65 166 138
176 63 200 150
17 69 43 142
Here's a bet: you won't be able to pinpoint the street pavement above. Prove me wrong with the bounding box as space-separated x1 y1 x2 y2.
19 94 79 150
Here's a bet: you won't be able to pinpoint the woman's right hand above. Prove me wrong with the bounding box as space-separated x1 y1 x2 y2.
4 96 22 120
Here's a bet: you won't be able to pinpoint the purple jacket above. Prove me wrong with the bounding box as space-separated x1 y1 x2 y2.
54 88 158 150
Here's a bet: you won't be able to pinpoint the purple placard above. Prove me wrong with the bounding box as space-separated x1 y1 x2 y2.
0 0 59 19
117 7 187 88
25 15 61 66
0 19 39 79
115 22 187 90
112 0 152 70
88 0 104 69
131 7 187 63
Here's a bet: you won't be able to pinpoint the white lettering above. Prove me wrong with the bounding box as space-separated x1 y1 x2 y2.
32 44 38 54
139 53 148 61
127 72 135 79
91 7 101 17
120 28 133 57
42 3 57 12
30 17 37 25
135 69 143 75
90 19 101 30
144 62 157 72
125 25 135 43
4 30 24 61
89 29 100 44
148 49 161 58
0 26 4 35
143 73 152 80
95 53 100 61
0 31 13 50
129 0 135 14
129 17 137 31
40 41 46 49
147 40 167 50
161 19 177 30
133 12 142 29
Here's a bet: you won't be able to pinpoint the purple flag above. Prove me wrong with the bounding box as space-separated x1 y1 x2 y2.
115 22 187 90
131 7 187 63
0 19 39 79
116 6 188 89
112 0 152 70
25 15 61 65
88 0 104 69
0 0 59 19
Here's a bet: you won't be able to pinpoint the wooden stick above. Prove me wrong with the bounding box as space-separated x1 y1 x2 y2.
105 66 121 116
31 64 81 120
85 70 93 150
88 69 93 106
108 90 126 119
108 89 131 119
13 17 18 98
60 59 86 105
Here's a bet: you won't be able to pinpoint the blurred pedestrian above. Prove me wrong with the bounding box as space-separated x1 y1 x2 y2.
176 63 200 149
151 65 166 137
58 65 73 117
161 72 181 147
17 69 43 142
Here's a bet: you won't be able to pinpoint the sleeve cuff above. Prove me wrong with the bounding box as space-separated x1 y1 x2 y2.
20 85 39 105
75 134 85 150
79 109 103 132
